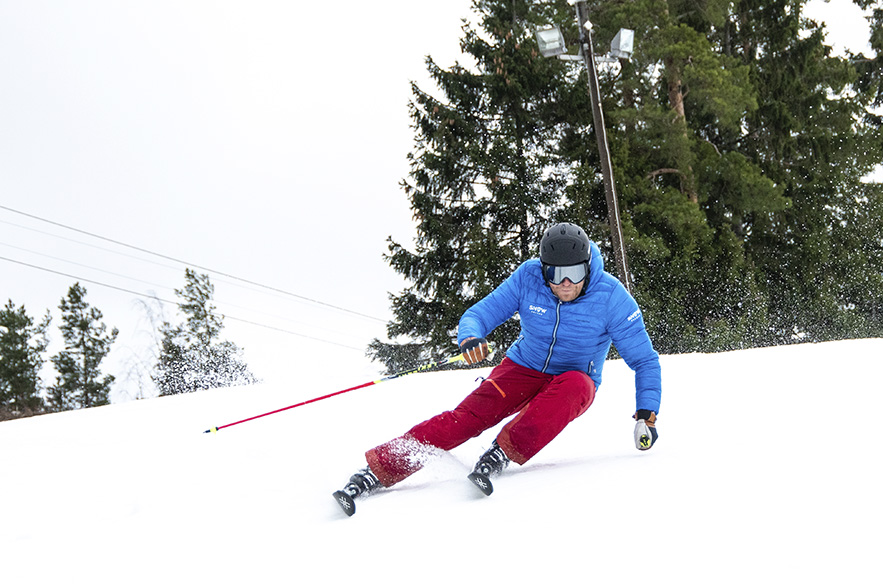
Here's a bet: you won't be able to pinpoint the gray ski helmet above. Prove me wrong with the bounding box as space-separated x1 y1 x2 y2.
539 222 591 266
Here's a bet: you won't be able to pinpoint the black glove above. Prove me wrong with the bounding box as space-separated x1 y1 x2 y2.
460 337 489 365
633 409 658 451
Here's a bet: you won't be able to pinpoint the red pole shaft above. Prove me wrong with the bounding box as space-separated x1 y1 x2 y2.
204 381 376 433
202 353 466 434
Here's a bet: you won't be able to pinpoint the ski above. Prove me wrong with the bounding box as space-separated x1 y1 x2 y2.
467 472 494 496
332 490 357 517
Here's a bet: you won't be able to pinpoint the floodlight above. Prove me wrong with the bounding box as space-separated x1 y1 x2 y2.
610 28 635 60
535 25 567 58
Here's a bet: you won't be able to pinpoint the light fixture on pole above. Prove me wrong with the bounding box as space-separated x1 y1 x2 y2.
535 3 634 294
609 27 634 60
535 25 567 58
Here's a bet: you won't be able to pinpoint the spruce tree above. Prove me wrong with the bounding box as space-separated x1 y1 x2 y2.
0 301 50 419
48 283 118 410
153 269 257 395
730 0 883 342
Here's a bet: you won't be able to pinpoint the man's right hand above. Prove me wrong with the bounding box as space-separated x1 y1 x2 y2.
460 337 489 365
633 410 658 450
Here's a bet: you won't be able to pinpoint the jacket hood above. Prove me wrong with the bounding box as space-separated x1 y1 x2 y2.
585 241 605 291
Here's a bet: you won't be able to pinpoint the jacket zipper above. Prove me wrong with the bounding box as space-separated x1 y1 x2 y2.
542 300 562 373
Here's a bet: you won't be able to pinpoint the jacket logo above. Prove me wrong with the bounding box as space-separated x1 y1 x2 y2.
529 305 548 316
627 309 642 322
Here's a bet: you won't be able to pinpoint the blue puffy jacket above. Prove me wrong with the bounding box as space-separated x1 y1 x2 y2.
457 243 661 413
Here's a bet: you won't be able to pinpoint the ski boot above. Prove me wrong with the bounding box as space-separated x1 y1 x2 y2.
467 441 510 496
332 466 382 517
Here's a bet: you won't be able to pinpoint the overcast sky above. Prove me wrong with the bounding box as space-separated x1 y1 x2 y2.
0 0 876 403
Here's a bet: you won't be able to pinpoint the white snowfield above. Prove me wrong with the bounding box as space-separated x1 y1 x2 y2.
2 339 879 583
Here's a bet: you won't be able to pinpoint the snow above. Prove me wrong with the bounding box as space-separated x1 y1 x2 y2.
2 338 880 582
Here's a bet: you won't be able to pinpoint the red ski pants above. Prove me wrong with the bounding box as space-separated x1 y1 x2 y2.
365 357 596 487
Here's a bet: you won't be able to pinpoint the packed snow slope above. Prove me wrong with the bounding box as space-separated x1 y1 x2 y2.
2 339 879 583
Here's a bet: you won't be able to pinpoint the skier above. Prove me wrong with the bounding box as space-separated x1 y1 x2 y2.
334 222 661 514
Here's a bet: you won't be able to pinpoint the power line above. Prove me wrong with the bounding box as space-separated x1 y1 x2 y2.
0 240 370 343
0 218 180 272
0 204 387 323
0 255 365 351
0 239 175 291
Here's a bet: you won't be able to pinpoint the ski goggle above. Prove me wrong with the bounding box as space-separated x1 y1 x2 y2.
542 262 589 285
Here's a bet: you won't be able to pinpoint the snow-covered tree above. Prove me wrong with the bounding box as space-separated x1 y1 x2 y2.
153 269 258 395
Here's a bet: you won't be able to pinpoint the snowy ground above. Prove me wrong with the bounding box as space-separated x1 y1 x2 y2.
2 339 880 583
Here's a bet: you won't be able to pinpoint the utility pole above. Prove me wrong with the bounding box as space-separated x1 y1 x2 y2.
574 1 632 294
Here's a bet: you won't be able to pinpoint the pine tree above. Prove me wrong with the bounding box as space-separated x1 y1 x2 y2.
0 301 50 419
153 269 257 395
48 283 118 411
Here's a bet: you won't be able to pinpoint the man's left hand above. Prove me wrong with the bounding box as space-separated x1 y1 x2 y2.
460 337 489 365
633 410 658 450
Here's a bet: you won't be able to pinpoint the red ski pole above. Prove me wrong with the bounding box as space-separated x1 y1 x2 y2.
203 353 466 434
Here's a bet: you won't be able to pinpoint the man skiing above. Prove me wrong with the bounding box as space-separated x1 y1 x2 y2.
334 222 661 515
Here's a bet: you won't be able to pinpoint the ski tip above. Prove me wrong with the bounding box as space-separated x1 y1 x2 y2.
333 490 356 517
467 472 494 496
